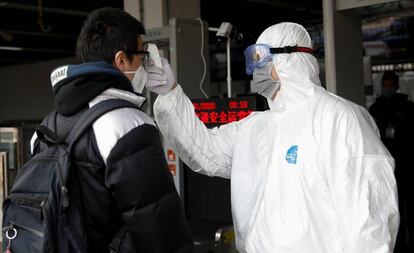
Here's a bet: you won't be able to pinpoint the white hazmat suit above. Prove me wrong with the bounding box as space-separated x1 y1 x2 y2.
152 23 399 253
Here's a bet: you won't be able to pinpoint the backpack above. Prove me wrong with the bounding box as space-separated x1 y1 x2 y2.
2 99 138 253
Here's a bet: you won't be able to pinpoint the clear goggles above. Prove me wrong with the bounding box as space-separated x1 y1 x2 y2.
243 43 314 75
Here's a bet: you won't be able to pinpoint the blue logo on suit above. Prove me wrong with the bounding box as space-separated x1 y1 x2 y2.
286 145 298 164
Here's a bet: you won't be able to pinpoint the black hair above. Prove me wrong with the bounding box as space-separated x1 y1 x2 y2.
382 71 399 87
75 7 145 64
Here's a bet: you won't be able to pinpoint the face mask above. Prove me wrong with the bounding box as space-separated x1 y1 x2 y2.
124 65 147 94
251 62 280 99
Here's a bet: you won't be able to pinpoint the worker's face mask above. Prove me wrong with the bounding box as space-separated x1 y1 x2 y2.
124 65 147 94
251 62 280 99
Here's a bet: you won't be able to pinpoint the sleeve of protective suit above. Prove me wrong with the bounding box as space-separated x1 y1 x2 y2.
323 104 399 253
105 124 193 252
153 85 237 179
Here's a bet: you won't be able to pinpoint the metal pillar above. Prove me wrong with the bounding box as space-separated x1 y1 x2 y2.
322 0 365 105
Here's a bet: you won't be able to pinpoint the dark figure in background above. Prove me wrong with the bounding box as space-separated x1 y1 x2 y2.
369 71 414 253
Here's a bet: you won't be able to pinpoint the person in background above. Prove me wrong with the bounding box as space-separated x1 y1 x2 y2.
144 22 399 252
31 7 192 252
369 71 414 253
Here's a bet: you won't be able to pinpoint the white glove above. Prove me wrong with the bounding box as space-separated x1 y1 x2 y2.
145 57 176 95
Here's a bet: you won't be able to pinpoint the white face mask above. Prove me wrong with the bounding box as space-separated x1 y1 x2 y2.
124 65 147 94
251 62 280 99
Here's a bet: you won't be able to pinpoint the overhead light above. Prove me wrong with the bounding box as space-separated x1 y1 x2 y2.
0 46 23 51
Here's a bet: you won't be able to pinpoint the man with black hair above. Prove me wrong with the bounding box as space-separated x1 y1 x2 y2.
370 71 414 253
31 7 192 253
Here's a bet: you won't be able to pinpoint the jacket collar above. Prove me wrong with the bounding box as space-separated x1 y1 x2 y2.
90 88 146 109
50 61 142 116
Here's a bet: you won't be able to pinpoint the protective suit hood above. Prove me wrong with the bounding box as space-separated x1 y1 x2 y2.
256 22 321 112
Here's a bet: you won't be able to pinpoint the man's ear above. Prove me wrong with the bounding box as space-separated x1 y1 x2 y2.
114 50 126 70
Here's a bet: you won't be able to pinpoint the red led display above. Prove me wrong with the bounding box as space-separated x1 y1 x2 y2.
192 97 257 126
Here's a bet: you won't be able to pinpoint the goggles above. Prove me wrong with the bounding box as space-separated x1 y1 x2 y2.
243 43 314 75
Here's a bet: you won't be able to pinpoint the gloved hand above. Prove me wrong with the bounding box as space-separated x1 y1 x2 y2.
145 57 176 95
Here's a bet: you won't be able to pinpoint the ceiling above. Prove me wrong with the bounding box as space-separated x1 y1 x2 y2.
0 0 123 66
201 0 323 43
0 0 412 67
0 0 324 67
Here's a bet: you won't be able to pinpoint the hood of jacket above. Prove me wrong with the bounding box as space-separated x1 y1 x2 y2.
50 61 142 116
256 22 322 112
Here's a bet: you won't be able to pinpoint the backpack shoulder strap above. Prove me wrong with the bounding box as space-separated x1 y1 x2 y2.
57 99 139 206
65 99 139 149
35 110 60 146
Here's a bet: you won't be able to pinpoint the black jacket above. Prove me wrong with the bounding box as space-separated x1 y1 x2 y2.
34 62 193 252
369 93 414 159
369 93 414 195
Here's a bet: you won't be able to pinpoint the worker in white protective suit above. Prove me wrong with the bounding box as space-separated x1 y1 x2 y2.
145 22 400 253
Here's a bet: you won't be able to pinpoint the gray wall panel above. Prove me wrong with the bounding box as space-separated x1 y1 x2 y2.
0 57 77 122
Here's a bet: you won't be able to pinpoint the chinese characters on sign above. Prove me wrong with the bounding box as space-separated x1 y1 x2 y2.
165 148 178 178
192 97 257 127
